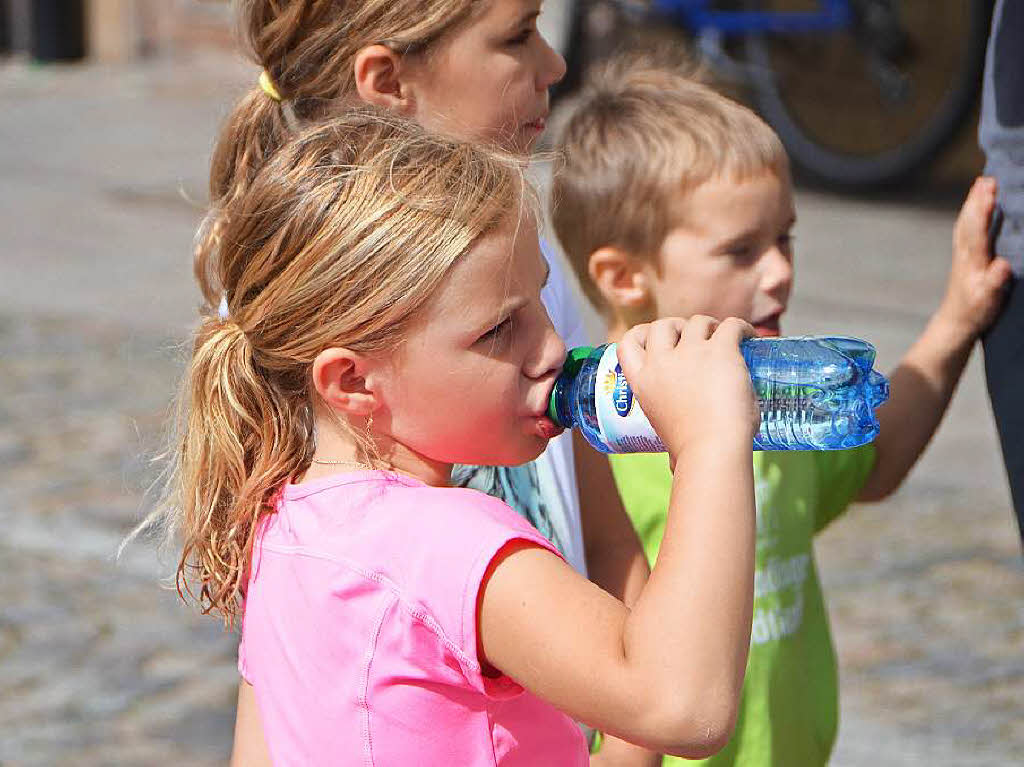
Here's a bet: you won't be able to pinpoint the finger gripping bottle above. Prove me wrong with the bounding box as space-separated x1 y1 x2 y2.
547 336 890 453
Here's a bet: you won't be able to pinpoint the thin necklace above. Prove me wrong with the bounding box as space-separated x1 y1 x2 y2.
309 458 372 468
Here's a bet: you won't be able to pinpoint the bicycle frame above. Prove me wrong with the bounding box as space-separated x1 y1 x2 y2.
649 0 854 35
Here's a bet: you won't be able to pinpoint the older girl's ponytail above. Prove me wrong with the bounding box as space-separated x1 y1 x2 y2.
195 87 290 308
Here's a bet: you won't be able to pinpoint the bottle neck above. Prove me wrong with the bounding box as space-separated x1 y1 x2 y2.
547 345 598 428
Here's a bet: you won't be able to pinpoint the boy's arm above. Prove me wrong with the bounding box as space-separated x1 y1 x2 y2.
574 430 650 609
574 432 662 765
858 178 1012 502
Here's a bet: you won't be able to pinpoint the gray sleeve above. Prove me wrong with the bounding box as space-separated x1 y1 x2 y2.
980 0 1024 272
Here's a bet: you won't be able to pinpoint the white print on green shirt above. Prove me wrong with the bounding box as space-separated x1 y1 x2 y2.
751 478 810 645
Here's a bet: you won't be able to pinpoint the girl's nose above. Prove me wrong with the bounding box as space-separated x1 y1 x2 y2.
538 36 567 91
528 309 567 380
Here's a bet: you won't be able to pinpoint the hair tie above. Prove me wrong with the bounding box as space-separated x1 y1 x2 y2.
218 294 231 321
259 70 282 102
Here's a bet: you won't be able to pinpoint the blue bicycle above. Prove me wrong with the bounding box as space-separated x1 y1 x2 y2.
555 0 992 189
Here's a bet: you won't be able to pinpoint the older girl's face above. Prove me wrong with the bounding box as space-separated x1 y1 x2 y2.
403 0 566 154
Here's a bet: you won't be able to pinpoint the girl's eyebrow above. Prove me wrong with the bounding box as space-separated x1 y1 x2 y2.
487 262 547 325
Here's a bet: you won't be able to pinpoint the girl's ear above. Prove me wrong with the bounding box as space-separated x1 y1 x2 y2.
353 44 414 113
588 246 651 309
312 347 381 417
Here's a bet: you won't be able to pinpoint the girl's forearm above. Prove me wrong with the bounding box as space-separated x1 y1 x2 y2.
616 442 755 754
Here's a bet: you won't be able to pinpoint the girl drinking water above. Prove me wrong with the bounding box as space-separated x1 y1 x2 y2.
168 110 757 764
208 5 658 760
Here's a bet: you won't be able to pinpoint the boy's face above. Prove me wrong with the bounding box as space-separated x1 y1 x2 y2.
647 170 796 336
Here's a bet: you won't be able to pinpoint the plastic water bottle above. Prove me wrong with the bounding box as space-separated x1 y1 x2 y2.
547 336 889 452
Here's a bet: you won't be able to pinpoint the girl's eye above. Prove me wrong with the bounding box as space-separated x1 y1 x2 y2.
480 317 511 342
779 233 795 250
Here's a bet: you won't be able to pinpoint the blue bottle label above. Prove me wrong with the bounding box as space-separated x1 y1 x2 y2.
594 344 666 453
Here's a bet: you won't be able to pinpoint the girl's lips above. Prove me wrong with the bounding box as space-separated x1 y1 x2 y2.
533 415 563 439
524 117 547 134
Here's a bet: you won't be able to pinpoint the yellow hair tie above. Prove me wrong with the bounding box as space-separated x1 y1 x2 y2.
259 70 282 102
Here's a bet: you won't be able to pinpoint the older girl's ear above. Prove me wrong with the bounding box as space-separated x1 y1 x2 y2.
353 45 414 113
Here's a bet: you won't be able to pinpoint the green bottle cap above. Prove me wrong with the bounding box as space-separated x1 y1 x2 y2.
548 346 596 425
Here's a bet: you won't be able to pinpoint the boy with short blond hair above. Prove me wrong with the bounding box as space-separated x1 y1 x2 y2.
552 59 1010 766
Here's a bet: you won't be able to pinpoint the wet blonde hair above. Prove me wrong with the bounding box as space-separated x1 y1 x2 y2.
164 110 528 626
198 0 486 310
551 54 789 312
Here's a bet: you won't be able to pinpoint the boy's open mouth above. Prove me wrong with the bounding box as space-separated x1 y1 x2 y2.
753 314 783 337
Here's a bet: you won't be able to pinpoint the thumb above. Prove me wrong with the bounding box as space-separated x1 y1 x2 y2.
986 256 1014 292
955 177 997 264
616 323 650 385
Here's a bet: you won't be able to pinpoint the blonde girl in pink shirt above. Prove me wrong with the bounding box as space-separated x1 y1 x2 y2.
209 1 659 762
164 110 758 764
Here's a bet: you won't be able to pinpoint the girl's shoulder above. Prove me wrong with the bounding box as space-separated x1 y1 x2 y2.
270 469 558 596
280 470 543 538
261 471 561 661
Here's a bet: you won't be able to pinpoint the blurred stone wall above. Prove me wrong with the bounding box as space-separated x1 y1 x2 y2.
2 0 235 61
87 0 234 60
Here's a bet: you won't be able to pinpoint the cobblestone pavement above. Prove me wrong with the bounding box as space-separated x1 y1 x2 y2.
1 52 1022 765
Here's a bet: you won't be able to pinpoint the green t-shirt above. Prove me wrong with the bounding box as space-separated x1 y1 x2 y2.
608 446 875 767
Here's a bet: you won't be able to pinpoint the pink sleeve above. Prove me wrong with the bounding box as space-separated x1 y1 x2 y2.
237 637 252 685
449 492 565 697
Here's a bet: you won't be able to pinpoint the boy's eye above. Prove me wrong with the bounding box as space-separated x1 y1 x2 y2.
779 233 795 250
506 28 533 46
728 246 755 262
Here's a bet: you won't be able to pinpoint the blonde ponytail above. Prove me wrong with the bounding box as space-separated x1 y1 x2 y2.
174 318 313 617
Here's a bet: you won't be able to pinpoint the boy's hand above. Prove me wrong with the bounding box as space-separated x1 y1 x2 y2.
939 177 1013 340
617 316 759 465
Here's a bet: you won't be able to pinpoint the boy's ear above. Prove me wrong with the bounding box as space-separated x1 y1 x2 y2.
312 347 381 417
588 246 651 309
353 44 414 113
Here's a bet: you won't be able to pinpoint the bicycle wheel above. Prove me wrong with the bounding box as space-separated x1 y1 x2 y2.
743 0 992 189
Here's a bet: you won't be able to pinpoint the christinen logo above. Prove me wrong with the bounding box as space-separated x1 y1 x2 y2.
611 364 633 417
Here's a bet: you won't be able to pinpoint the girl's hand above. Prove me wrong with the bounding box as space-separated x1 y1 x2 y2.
616 316 759 465
940 176 1013 340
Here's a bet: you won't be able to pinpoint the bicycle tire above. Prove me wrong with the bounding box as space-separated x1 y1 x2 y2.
742 0 992 189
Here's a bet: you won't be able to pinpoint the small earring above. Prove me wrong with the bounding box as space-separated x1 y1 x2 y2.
366 412 374 432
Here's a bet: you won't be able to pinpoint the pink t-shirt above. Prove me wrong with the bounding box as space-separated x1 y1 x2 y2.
239 470 588 766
